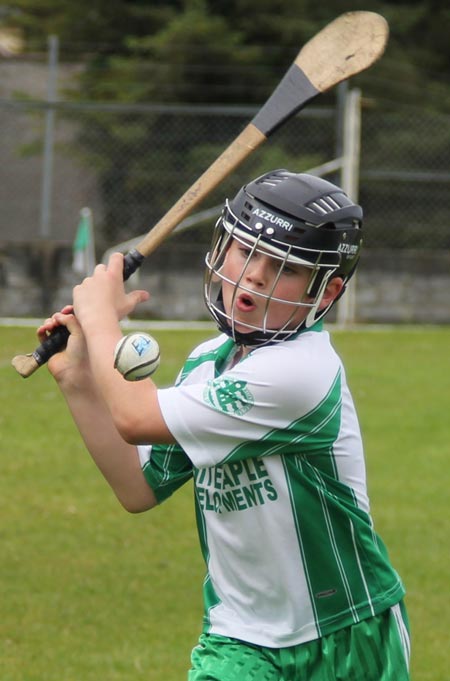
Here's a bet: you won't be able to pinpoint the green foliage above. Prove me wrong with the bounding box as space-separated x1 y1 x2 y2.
125 9 262 105
6 0 450 104
4 0 181 55
3 1 450 246
1 324 450 680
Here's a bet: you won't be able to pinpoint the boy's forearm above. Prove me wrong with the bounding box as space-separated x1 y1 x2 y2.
81 319 173 445
57 366 157 512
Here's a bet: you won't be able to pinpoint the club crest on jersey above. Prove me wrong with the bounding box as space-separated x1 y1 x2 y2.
204 377 254 415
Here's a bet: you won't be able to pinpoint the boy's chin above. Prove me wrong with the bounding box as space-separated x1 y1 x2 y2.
230 317 260 334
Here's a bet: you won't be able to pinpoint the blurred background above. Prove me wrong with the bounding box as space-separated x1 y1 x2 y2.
0 0 449 324
1 5 449 681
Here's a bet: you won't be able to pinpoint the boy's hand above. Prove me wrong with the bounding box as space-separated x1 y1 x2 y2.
37 305 88 381
73 253 150 332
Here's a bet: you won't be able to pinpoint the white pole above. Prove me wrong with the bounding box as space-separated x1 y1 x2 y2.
337 87 361 326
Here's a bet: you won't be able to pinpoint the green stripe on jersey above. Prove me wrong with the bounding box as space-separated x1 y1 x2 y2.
222 369 342 465
194 484 222 631
282 454 404 635
282 454 368 633
142 444 193 503
177 338 235 383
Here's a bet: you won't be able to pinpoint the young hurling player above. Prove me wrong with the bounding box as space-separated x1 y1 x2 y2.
39 170 411 680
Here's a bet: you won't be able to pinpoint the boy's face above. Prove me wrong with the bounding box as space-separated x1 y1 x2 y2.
221 237 316 336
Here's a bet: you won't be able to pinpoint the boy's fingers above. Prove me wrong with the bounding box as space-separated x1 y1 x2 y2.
37 318 53 341
46 312 82 340
37 312 69 340
93 263 107 275
107 252 124 274
128 290 150 307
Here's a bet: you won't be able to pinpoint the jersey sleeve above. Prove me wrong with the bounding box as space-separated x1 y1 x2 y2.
138 443 193 504
157 333 342 469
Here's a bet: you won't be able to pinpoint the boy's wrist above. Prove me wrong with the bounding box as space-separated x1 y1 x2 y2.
55 363 95 393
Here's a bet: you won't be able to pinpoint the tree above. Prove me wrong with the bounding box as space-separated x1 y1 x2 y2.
3 0 449 246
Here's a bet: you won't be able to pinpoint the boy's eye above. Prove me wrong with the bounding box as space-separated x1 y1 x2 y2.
239 247 252 258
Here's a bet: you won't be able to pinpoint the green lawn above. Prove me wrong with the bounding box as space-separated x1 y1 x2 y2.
1 324 449 680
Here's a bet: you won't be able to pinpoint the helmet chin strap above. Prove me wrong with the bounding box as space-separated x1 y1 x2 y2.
304 269 334 328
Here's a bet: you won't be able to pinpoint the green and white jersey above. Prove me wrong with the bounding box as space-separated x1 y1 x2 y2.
139 322 405 648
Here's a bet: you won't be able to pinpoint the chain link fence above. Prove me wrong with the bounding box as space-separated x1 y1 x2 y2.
360 107 450 249
0 62 449 321
0 98 337 247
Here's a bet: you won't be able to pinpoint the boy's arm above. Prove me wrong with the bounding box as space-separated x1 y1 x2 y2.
72 253 176 447
38 309 157 513
60 368 158 513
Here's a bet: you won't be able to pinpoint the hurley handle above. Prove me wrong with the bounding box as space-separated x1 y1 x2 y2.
11 249 145 378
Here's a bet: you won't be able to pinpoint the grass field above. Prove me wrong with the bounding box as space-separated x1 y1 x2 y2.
1 324 449 680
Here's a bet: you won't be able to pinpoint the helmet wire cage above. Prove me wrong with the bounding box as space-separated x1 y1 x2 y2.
204 204 341 346
203 170 363 347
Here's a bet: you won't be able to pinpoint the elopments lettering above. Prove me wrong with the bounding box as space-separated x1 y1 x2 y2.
195 458 278 514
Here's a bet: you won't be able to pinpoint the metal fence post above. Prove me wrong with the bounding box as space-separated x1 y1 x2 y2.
40 35 58 239
337 87 361 326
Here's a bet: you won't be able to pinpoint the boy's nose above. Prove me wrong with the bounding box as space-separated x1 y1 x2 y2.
244 257 271 287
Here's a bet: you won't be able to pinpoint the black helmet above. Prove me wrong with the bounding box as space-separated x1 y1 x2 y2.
204 169 363 345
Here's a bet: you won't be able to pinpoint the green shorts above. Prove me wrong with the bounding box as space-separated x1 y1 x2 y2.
188 602 410 681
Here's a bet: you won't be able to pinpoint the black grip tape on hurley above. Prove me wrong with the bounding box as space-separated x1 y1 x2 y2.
251 64 319 137
32 248 146 366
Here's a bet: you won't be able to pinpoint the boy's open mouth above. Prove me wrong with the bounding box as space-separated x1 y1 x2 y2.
235 293 256 312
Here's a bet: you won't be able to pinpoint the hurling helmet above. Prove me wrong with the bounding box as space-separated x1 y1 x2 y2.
204 169 363 346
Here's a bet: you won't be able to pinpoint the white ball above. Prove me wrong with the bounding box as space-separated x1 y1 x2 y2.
114 332 160 381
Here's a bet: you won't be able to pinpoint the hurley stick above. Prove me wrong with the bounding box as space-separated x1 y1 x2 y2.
12 11 388 377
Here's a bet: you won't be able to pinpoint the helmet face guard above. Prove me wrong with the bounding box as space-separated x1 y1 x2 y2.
204 170 363 346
